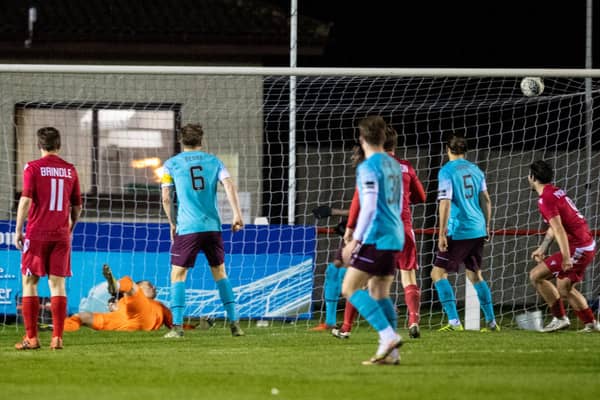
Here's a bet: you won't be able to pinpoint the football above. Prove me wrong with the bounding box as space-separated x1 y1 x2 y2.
520 77 544 97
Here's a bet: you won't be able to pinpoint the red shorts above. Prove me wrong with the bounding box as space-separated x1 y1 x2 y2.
544 243 595 283
396 229 418 271
20 239 72 277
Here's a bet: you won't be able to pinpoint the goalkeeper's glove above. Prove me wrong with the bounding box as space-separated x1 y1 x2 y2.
312 205 332 219
334 219 347 237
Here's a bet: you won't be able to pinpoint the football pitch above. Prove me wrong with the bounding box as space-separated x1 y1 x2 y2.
1 323 599 400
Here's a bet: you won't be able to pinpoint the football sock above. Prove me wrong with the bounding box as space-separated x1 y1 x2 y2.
404 284 421 325
348 289 389 332
550 299 566 319
216 278 238 322
50 296 67 338
434 279 460 323
22 296 40 339
377 298 398 330
324 263 342 326
575 308 595 324
473 281 495 323
341 302 358 332
170 281 186 326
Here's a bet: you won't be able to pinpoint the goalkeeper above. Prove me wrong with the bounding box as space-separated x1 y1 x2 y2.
64 265 173 332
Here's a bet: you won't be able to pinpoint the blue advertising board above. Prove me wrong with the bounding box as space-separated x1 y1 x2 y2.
0 221 316 319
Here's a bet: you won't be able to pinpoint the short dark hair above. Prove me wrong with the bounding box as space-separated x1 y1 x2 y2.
383 125 398 152
529 160 553 184
179 124 204 147
37 127 61 151
358 116 386 146
447 134 467 155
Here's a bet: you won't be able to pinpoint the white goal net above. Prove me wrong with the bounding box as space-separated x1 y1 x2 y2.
1 65 599 330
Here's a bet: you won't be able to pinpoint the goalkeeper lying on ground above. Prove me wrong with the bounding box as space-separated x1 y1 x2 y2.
64 265 173 332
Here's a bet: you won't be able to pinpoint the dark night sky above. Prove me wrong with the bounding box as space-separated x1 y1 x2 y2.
285 1 596 68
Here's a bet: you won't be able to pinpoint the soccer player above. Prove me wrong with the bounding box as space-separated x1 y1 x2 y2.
332 127 426 339
341 116 404 365
161 123 245 338
528 160 599 332
64 265 172 332
431 134 498 332
14 127 82 350
310 206 349 332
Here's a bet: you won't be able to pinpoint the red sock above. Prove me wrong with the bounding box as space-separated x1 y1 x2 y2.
341 302 358 332
575 308 595 324
51 296 67 338
550 300 566 318
22 296 40 339
404 284 421 325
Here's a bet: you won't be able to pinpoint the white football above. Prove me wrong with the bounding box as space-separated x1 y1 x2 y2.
520 77 544 97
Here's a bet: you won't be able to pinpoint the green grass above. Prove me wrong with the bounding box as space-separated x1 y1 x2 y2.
1 323 599 400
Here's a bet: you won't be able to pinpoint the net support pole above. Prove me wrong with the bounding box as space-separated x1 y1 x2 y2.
288 0 298 225
464 278 481 330
583 0 594 297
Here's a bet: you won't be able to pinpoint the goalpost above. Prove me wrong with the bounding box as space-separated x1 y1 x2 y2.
0 65 599 330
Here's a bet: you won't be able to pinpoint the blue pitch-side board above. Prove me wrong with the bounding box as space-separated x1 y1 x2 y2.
0 221 316 319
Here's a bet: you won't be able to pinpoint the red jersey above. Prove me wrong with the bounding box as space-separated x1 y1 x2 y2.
537 185 593 248
22 154 82 241
347 156 426 230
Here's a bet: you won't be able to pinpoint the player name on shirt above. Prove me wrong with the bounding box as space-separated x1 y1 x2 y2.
39 166 73 178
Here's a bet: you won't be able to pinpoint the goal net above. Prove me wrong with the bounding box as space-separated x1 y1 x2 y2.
0 65 599 330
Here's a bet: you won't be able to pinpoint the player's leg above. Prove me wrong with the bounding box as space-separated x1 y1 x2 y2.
342 247 401 364
399 230 421 337
332 301 357 338
529 258 569 332
431 239 464 331
558 279 599 332
48 274 67 350
464 238 498 331
431 268 462 331
15 273 41 350
369 275 397 330
322 261 343 329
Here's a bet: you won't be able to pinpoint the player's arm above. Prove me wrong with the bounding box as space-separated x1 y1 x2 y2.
344 188 360 244
408 164 427 204
343 168 376 264
161 184 177 241
479 190 492 240
438 199 451 252
532 227 554 263
70 172 82 233
222 177 244 232
547 216 572 271
70 204 82 233
14 196 32 250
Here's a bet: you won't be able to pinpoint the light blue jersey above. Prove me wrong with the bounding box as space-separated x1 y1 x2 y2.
161 151 229 234
355 152 404 250
437 158 487 240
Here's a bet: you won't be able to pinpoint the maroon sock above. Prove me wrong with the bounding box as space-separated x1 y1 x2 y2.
550 300 566 318
51 296 67 338
22 296 40 339
341 302 358 332
575 308 595 324
404 284 421 325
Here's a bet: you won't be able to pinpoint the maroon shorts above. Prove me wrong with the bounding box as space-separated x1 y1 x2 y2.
434 237 485 273
21 239 72 277
350 244 398 276
544 244 595 283
170 232 225 268
396 229 418 271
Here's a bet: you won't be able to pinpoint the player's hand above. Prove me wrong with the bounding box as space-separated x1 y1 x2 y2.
562 259 573 271
312 205 332 219
343 227 354 245
531 248 545 264
342 239 360 266
334 220 347 237
438 235 448 252
232 216 244 232
169 224 177 242
14 232 24 250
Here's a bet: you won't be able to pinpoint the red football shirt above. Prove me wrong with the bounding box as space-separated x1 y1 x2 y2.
22 154 82 241
347 156 426 230
537 184 593 248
